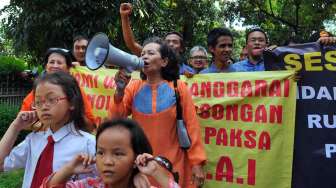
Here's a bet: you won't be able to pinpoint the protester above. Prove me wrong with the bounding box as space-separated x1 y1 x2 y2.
0 72 96 188
109 38 206 188
71 35 89 66
41 118 180 188
187 45 208 74
200 27 235 73
119 3 194 75
20 48 96 130
231 27 268 72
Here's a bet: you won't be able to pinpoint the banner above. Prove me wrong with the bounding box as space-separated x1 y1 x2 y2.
264 43 336 188
70 67 140 125
71 66 296 188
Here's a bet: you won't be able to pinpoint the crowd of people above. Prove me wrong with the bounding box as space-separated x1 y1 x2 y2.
0 2 335 188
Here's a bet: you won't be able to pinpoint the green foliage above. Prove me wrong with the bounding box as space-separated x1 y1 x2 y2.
0 55 27 74
1 0 223 64
223 0 336 45
0 170 23 188
0 103 29 144
0 103 25 188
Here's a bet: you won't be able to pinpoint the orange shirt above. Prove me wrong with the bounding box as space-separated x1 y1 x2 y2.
20 88 96 129
109 80 206 188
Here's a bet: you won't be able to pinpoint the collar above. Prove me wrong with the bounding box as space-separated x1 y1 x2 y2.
210 62 230 72
44 121 76 143
247 58 263 66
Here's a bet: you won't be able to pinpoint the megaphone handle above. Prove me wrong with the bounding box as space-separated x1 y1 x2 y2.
116 80 126 89
116 68 131 89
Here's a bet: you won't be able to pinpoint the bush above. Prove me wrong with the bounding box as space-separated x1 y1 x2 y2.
0 55 27 75
0 103 29 145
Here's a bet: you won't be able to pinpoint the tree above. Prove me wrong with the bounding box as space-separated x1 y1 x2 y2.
0 0 223 65
222 0 336 45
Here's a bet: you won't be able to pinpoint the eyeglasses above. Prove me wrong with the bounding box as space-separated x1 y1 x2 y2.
32 96 67 109
190 56 208 61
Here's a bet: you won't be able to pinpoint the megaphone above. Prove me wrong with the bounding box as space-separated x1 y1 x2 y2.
85 33 144 71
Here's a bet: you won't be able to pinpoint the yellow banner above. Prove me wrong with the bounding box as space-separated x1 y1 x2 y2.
71 66 296 188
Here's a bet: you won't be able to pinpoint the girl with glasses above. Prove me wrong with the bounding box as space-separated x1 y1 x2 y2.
0 72 96 188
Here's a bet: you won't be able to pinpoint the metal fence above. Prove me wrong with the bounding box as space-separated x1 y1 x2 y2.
0 74 32 107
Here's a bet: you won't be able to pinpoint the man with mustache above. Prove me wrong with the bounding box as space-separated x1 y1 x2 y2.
231 28 268 72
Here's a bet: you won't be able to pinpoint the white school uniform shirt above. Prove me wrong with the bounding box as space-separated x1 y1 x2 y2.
3 122 96 188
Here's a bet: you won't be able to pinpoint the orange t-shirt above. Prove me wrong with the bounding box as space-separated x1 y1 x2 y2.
109 80 206 188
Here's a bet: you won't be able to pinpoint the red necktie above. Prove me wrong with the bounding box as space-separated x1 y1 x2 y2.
31 135 54 188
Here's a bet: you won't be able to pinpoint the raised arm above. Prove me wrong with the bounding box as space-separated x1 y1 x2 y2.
46 154 95 187
0 111 37 171
120 3 143 56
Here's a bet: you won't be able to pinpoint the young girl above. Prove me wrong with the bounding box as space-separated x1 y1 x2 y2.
0 71 96 188
41 118 179 188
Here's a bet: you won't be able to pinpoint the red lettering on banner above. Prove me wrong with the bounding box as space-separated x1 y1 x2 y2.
211 157 257 185
230 129 243 147
247 159 256 185
258 131 271 150
241 80 253 97
205 127 216 144
269 80 281 97
86 94 96 108
201 82 211 98
190 82 199 97
96 95 105 110
73 73 81 83
244 130 257 149
215 156 234 182
198 103 283 124
213 81 224 98
270 105 282 123
255 105 267 123
203 127 271 150
212 104 224 120
241 104 252 122
103 76 116 89
216 128 228 146
226 104 238 121
255 80 267 97
87 94 112 111
80 73 98 88
198 103 211 119
227 81 239 97
284 79 290 97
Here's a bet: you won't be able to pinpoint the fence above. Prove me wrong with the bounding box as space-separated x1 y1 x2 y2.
0 74 32 107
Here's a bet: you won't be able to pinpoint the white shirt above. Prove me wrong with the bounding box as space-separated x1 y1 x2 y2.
4 122 96 188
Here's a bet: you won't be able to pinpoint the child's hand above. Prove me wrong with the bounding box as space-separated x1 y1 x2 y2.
65 154 95 175
11 111 38 131
135 153 158 176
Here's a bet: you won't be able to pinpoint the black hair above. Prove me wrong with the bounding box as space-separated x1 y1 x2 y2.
43 48 72 68
32 71 88 132
140 38 180 81
73 35 89 44
165 31 185 53
207 27 233 48
245 27 268 43
96 118 153 181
